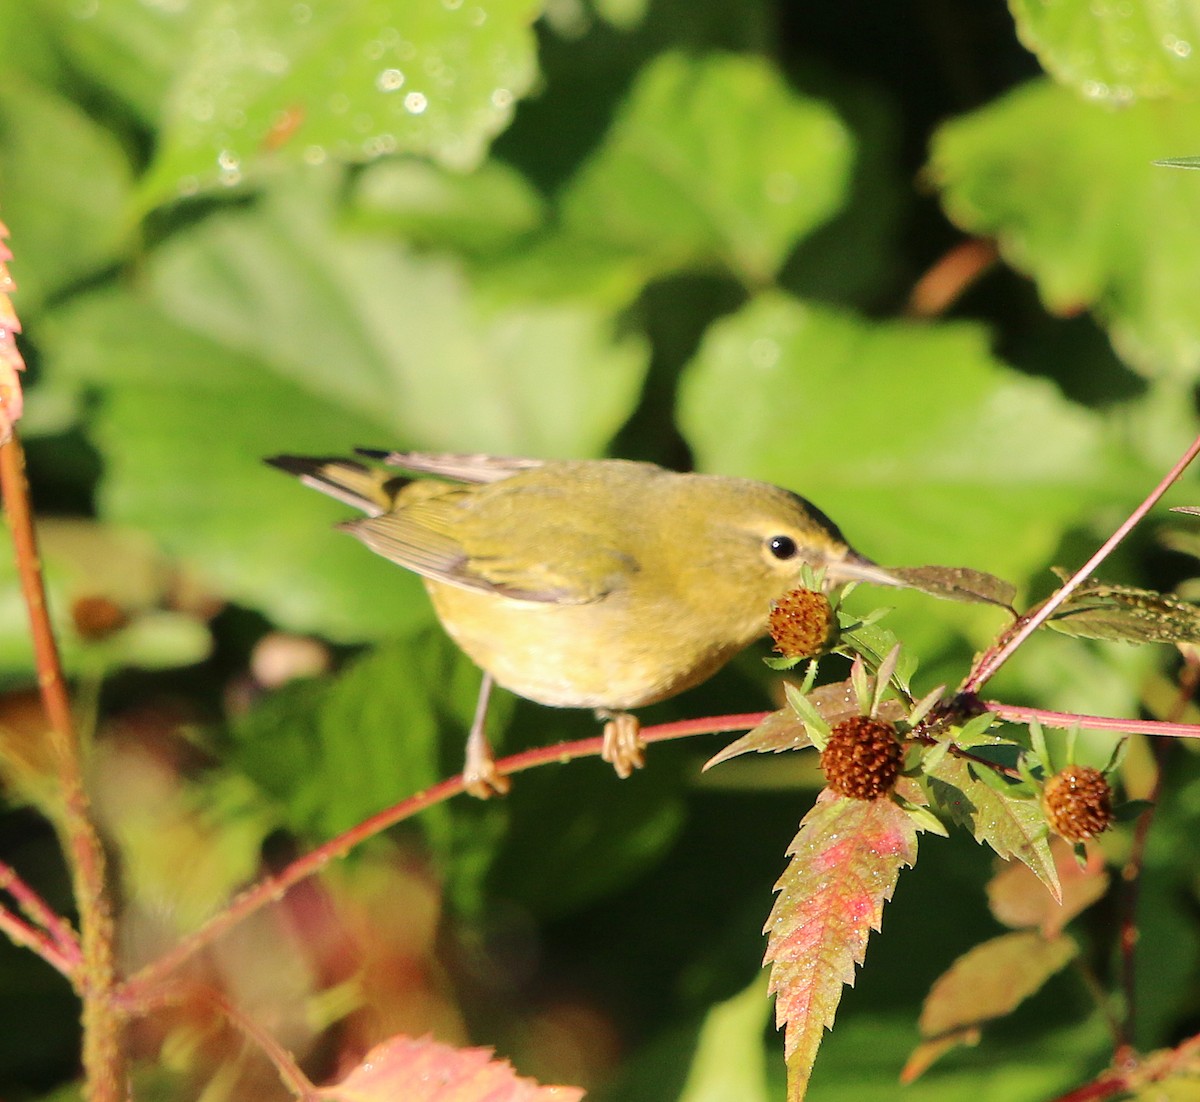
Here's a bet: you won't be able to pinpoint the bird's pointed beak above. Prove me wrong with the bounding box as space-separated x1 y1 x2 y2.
824 551 903 588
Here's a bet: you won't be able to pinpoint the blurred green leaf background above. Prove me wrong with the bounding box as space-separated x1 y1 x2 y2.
2 0 1200 1098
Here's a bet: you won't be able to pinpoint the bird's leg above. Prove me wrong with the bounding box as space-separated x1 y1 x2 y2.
597 710 646 779
464 671 511 798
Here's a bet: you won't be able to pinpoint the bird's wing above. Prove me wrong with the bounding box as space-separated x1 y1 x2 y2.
353 449 544 484
339 491 635 604
264 455 407 516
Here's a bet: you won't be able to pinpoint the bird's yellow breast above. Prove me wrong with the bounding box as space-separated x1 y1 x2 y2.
426 576 768 710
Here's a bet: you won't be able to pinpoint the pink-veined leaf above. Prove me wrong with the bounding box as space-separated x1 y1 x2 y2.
926 755 1060 901
318 1034 585 1102
903 930 1077 1080
764 789 921 1101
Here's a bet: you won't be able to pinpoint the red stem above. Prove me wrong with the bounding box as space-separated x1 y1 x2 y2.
0 902 76 977
0 858 81 966
964 430 1200 694
0 435 123 1099
212 990 319 1100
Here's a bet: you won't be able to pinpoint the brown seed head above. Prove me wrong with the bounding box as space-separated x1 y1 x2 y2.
769 587 836 659
71 595 129 640
1042 766 1113 842
821 715 903 800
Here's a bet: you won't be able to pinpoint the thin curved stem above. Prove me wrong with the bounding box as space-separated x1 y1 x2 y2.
964 430 1200 694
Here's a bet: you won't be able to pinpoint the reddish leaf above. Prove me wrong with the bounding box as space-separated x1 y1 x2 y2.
987 839 1108 936
926 756 1060 901
901 1030 980 1084
704 707 814 770
905 930 1076 1078
705 681 905 770
764 790 920 1101
319 1035 585 1102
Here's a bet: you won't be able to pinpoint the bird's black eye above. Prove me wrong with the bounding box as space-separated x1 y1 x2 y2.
767 535 798 561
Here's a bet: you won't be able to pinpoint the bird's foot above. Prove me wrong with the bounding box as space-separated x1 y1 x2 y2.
599 711 646 779
463 743 512 799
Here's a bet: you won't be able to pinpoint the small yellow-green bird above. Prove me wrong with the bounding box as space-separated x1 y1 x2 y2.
266 449 895 796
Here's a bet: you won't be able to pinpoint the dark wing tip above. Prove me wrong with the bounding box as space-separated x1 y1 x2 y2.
265 454 369 476
353 447 392 461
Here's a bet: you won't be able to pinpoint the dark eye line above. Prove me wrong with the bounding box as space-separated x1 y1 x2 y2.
767 535 798 561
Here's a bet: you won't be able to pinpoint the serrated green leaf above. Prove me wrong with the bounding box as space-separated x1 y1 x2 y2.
764 790 920 1101
932 78 1200 381
145 174 648 458
677 292 1138 587
927 755 1060 899
560 52 853 285
138 0 540 208
37 176 649 640
348 155 544 253
0 74 132 312
37 287 432 642
1010 0 1200 102
899 800 949 838
44 0 199 123
1047 581 1200 645
784 683 831 749
921 740 952 773
955 710 1003 744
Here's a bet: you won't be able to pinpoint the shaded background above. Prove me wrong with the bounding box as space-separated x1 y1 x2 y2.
1 0 1200 1097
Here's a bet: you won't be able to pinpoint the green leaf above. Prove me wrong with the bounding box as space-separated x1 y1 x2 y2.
1047 581 1200 644
229 634 479 841
37 177 648 639
139 0 541 208
885 564 1017 610
43 0 199 123
926 755 1060 900
676 292 1136 586
560 52 854 285
1010 0 1200 102
146 174 648 458
37 287 431 642
931 78 1200 381
764 790 920 1101
0 74 132 312
678 975 772 1102
348 156 545 253
909 930 1077 1075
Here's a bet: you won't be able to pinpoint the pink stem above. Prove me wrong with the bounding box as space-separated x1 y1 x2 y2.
987 703 1200 740
0 859 82 963
964 430 1200 694
0 902 76 978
